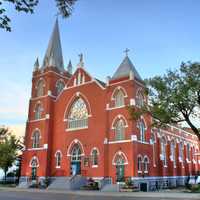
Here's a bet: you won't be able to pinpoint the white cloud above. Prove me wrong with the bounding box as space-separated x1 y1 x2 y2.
0 80 30 123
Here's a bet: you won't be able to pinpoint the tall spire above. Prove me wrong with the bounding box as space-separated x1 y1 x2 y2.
42 19 64 71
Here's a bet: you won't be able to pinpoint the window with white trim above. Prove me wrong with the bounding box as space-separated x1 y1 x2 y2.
115 119 125 141
68 98 88 129
91 149 98 166
143 156 149 173
34 104 43 120
36 79 45 97
179 141 184 162
137 155 142 172
55 151 62 167
151 132 156 166
138 120 146 142
56 80 65 96
71 144 81 161
170 140 176 167
136 90 144 108
161 137 167 166
186 143 191 161
32 131 40 148
114 90 125 107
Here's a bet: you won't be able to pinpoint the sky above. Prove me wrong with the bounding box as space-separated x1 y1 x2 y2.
0 0 200 137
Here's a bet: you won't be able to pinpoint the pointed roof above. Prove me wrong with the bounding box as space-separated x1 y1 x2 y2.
34 57 39 70
67 60 73 74
42 19 64 71
112 56 143 81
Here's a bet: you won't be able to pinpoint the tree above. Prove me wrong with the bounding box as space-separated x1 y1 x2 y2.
0 127 23 182
128 62 200 140
0 0 77 31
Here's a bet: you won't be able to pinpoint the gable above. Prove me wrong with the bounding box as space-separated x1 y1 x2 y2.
66 68 92 88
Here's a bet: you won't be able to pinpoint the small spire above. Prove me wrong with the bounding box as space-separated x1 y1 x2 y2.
77 53 84 68
67 60 73 74
34 57 39 71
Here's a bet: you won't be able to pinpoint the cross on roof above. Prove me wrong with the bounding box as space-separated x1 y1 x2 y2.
124 48 130 56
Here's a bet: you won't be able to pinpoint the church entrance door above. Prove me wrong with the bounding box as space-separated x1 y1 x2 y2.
70 144 82 176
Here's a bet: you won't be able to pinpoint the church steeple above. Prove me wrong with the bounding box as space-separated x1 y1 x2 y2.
42 19 64 71
112 54 143 81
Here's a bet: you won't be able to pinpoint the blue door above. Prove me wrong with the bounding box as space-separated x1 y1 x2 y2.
71 162 81 175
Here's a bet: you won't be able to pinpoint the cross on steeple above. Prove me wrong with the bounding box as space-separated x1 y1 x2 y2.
124 48 130 56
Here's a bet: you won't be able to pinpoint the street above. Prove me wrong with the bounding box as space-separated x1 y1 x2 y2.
0 190 199 200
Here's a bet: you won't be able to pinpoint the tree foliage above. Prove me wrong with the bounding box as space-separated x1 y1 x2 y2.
128 62 200 140
0 0 77 31
0 127 23 181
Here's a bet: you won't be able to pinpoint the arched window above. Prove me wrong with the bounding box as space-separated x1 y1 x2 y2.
136 90 144 108
91 148 99 166
160 137 167 166
179 141 184 162
68 98 88 129
30 157 39 180
32 131 40 148
36 79 45 97
55 151 62 167
71 144 82 161
151 131 156 166
114 90 125 107
56 80 65 96
186 143 191 161
170 140 176 167
115 119 125 141
138 119 146 142
34 103 43 120
143 156 149 173
137 155 142 172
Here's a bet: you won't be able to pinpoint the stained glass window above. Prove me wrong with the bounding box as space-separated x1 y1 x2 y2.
36 79 45 97
91 149 98 166
32 131 40 148
55 151 62 167
139 120 146 142
137 156 142 172
71 144 81 161
115 119 125 141
136 90 144 108
35 104 43 120
56 80 65 96
115 155 125 165
114 90 124 107
143 157 149 172
68 98 88 129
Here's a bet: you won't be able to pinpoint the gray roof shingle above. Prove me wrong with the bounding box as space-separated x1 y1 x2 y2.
41 19 65 71
112 56 143 81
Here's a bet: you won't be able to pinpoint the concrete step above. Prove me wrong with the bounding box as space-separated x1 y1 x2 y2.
101 184 120 192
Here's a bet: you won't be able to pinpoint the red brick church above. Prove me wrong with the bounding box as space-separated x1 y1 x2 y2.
19 20 200 191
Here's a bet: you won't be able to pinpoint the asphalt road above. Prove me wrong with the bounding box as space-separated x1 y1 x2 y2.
0 190 199 200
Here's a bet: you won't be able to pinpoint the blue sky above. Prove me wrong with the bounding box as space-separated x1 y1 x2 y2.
0 0 200 136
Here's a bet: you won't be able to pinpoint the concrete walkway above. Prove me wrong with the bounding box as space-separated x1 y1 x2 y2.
0 187 199 199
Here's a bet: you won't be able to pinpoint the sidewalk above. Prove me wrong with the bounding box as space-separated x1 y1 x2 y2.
0 186 199 199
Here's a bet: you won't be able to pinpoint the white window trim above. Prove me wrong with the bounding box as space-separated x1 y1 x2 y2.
66 126 88 132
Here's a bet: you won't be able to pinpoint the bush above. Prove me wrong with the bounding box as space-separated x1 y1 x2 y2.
190 184 200 193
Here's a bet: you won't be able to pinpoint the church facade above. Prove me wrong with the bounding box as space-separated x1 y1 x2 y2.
20 20 200 190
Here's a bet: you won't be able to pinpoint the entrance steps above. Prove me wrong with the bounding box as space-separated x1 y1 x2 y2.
48 176 87 190
101 184 120 192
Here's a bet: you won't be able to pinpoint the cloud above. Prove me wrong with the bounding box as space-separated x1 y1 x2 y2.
9 124 26 138
0 80 30 125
